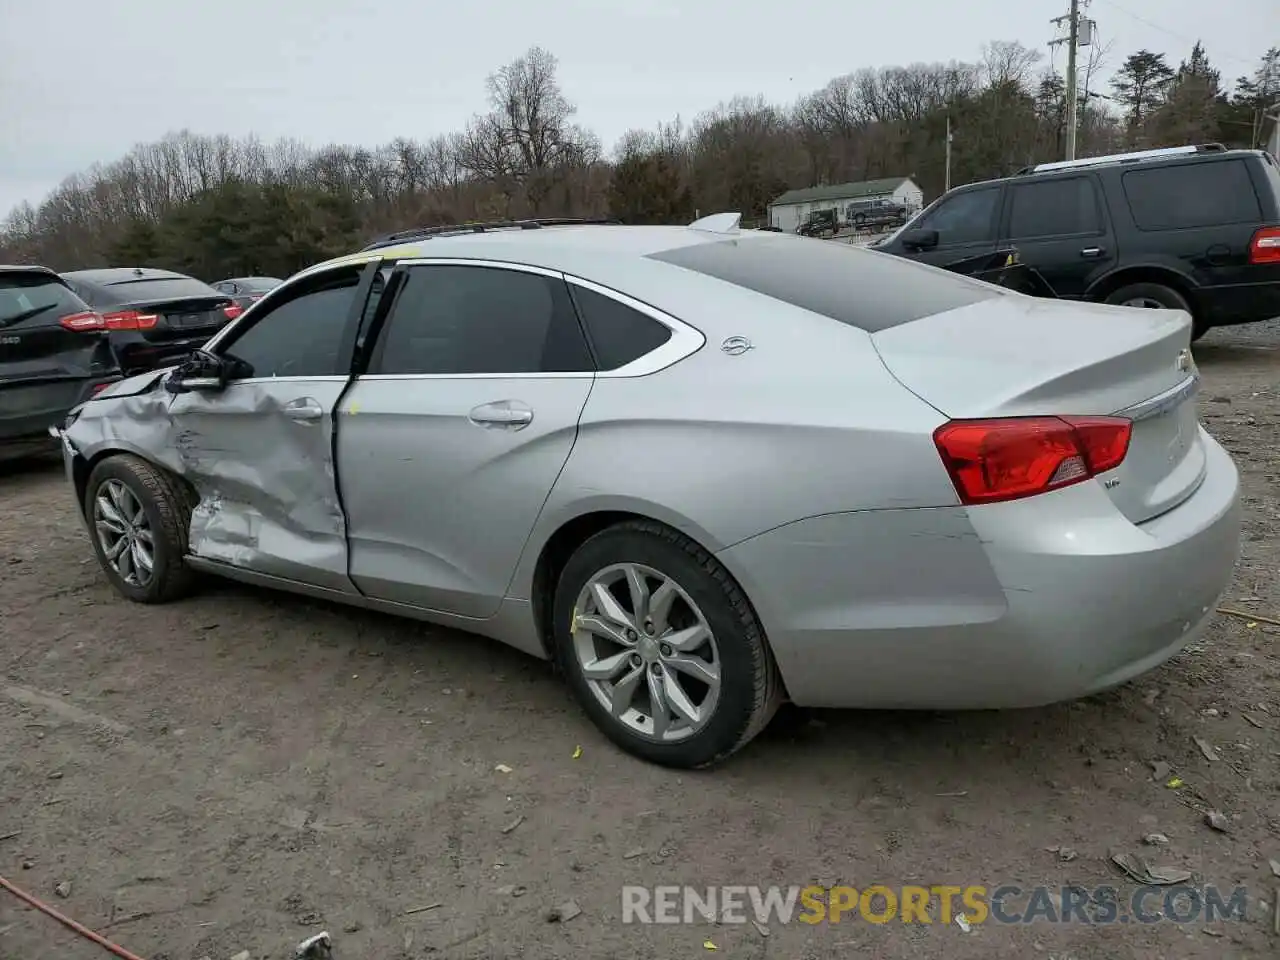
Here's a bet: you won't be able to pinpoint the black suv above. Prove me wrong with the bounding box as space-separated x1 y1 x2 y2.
873 144 1280 340
0 266 121 459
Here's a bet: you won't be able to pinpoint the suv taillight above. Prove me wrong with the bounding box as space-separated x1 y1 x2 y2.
223 304 243 320
59 311 106 332
1249 226 1280 264
933 416 1132 505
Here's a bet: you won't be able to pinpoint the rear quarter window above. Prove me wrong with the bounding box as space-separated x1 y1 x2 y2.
0 273 92 328
1122 159 1262 230
647 237 1001 332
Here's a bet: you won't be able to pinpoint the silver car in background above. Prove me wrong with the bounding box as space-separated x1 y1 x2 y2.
55 214 1241 768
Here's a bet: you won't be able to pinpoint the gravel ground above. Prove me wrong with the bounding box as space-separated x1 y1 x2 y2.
2 319 1278 960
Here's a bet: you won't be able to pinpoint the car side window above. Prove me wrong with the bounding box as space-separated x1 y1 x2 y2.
1122 159 1262 231
218 268 360 379
1007 176 1102 239
917 188 1001 245
569 285 672 371
368 265 593 376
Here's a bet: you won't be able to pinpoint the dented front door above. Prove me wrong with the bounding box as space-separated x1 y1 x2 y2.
168 377 356 592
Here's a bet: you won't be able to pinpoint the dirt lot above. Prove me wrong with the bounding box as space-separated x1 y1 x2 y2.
2 321 1279 960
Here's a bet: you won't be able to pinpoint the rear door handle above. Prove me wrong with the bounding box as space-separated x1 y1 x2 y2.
1080 247 1106 258
469 401 534 430
283 397 324 422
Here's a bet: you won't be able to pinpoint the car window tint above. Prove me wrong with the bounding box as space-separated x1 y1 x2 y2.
570 285 672 371
370 265 593 375
1007 176 1101 238
917 187 1000 244
0 273 92 328
220 269 359 378
103 276 222 301
649 237 1001 333
1122 160 1262 230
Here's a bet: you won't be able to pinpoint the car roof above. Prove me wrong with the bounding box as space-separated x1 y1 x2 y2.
0 264 59 277
307 223 765 279
62 267 193 285
948 147 1268 193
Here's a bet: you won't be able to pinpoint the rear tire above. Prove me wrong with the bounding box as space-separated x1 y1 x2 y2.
1103 282 1195 321
84 454 197 604
552 520 781 768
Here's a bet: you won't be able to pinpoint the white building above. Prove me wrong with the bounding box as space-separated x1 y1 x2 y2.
768 177 925 233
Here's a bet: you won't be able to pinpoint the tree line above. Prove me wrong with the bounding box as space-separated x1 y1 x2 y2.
1 42 1276 281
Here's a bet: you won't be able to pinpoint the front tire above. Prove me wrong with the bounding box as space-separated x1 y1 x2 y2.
84 454 197 603
552 521 781 768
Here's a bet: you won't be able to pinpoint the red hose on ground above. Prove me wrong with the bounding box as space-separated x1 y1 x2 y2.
0 874 148 960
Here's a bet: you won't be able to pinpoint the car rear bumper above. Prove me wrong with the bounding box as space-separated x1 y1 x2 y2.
1198 280 1280 327
717 430 1241 709
0 375 119 450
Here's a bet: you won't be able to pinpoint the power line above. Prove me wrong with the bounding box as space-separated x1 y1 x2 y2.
1090 0 1263 68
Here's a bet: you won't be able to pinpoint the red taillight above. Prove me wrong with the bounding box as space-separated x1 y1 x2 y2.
1249 226 1280 264
59 311 105 332
933 415 1132 505
100 310 159 331
223 304 243 320
90 382 113 395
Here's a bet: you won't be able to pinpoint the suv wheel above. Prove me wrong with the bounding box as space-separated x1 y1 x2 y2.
552 521 782 768
85 454 198 603
1103 282 1205 339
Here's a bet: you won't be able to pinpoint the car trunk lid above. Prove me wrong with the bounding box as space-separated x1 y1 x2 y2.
111 295 235 342
872 294 1204 524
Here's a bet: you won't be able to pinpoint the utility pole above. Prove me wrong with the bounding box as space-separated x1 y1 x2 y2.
945 113 952 192
1050 0 1087 161
1064 0 1080 160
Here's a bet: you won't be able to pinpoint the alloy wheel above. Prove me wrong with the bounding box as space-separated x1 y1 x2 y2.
93 479 154 587
571 563 721 743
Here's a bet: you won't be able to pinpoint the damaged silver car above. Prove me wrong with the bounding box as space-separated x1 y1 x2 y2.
55 215 1241 769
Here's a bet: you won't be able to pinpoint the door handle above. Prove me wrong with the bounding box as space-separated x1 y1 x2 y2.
1080 247 1106 258
283 397 324 422
469 401 534 430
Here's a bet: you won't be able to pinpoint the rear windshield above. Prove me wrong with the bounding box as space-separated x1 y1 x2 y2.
106 276 221 302
0 273 91 329
647 237 1001 332
242 277 282 292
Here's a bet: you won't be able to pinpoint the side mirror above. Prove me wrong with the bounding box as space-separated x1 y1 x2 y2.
902 228 940 251
164 349 242 394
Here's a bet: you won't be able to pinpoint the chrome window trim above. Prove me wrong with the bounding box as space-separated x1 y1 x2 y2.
352 258 704 381
562 274 706 378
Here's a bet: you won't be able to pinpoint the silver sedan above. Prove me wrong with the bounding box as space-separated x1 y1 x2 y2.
55 214 1242 768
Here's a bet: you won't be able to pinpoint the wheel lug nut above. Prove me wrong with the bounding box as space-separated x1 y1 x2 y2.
630 653 642 667
660 644 673 657
625 629 637 641
650 663 662 676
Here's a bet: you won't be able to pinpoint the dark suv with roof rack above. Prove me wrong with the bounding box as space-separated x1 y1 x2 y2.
873 144 1280 340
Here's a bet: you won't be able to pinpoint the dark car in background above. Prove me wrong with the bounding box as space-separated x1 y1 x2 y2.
0 266 121 459
60 268 241 374
873 144 1280 340
211 276 283 312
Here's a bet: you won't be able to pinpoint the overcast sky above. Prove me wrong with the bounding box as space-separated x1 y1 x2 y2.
0 0 1274 218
